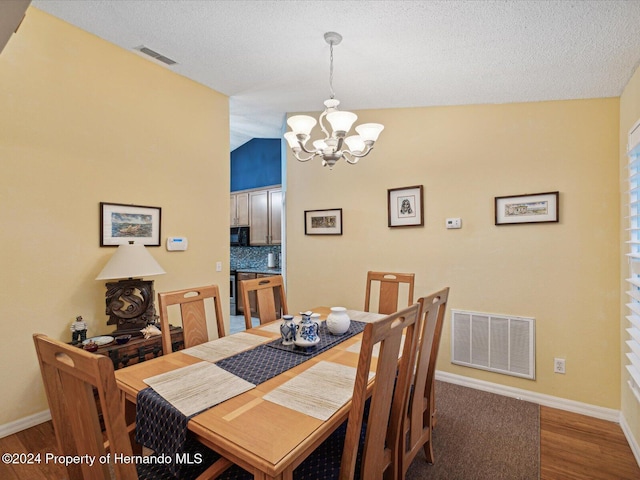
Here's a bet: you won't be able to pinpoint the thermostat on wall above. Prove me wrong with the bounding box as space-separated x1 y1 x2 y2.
167 237 188 251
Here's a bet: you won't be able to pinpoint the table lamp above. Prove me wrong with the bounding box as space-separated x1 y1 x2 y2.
96 241 166 335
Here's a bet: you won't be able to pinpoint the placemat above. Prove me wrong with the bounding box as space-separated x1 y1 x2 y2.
263 360 375 421
257 321 283 333
143 361 256 416
182 332 269 363
345 310 387 323
346 333 406 358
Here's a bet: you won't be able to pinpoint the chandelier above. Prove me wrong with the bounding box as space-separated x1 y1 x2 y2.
284 32 384 169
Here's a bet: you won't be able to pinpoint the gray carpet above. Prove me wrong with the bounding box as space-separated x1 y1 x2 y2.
405 381 540 480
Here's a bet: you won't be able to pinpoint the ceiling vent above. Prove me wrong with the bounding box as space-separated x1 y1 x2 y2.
134 45 177 66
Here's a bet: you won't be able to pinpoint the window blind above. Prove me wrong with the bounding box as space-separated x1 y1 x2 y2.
626 119 640 403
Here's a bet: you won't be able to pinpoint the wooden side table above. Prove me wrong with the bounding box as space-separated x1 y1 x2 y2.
93 327 184 370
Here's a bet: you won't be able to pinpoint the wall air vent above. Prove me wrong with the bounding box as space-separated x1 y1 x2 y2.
451 309 535 380
134 45 177 66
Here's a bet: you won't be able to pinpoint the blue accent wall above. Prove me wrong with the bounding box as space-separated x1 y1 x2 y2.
231 138 282 191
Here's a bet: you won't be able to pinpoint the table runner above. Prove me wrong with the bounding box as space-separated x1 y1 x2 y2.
135 315 370 476
266 320 365 356
215 321 365 384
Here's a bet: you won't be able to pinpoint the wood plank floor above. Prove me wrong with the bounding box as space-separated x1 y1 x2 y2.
1 405 639 479
540 406 640 480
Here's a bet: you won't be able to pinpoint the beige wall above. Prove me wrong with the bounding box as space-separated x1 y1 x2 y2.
620 65 640 453
0 8 229 425
286 98 620 408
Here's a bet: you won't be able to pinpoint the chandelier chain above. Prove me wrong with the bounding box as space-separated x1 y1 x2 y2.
329 42 335 99
284 32 384 168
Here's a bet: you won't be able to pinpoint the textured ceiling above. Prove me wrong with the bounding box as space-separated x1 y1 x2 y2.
32 0 640 150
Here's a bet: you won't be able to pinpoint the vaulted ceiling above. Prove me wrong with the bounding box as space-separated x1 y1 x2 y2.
33 0 640 150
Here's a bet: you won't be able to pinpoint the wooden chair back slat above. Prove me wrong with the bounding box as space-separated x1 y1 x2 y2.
239 275 288 329
364 271 415 314
400 287 450 475
341 303 421 479
33 334 138 480
158 284 226 355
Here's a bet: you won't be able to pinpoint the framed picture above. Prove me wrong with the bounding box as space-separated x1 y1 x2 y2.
100 202 162 246
494 191 559 225
388 185 424 227
304 208 343 235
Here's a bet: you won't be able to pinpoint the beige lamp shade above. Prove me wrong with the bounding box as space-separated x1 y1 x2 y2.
96 242 166 280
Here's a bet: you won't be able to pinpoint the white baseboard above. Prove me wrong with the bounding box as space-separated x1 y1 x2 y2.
0 410 50 439
620 413 640 467
436 370 620 422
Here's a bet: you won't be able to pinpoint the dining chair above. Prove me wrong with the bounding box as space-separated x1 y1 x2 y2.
294 303 420 479
239 274 288 329
364 271 415 314
398 287 450 477
32 333 231 480
157 285 226 355
214 304 421 480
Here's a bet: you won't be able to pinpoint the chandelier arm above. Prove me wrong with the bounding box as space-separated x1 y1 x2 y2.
298 142 319 155
343 153 359 165
318 111 331 138
294 151 316 162
344 144 374 159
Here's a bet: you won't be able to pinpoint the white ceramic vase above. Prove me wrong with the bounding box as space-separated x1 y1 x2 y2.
326 307 350 335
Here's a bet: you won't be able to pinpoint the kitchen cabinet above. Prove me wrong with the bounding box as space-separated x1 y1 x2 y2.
249 188 281 245
230 192 249 226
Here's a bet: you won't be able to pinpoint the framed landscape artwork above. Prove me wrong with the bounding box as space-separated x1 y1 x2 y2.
494 191 559 225
304 208 343 235
100 202 162 246
388 185 424 227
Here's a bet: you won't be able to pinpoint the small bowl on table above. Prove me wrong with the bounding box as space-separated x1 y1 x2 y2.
83 341 99 352
115 334 132 345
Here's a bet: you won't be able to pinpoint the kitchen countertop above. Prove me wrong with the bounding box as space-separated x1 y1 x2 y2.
232 267 281 275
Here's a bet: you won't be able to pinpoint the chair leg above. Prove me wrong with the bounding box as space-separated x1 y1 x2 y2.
423 437 434 465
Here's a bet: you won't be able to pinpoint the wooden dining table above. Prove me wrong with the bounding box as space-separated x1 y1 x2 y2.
114 307 386 480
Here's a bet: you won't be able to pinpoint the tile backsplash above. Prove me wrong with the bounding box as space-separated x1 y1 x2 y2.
231 245 281 270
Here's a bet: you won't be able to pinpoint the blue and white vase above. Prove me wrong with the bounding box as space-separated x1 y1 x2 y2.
280 315 296 345
295 311 320 345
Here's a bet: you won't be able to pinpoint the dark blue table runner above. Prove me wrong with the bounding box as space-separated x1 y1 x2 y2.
135 320 366 477
216 321 366 383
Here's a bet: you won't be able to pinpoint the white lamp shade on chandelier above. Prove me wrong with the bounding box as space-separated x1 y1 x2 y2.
284 32 384 169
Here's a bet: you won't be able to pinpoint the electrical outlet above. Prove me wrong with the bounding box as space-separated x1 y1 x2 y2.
216 261 222 272
554 357 566 374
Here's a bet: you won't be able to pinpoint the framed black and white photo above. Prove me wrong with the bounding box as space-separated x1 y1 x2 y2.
100 202 162 246
494 191 559 225
388 185 424 227
304 208 343 235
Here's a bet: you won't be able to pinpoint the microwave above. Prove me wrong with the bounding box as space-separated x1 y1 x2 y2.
230 226 250 246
